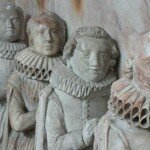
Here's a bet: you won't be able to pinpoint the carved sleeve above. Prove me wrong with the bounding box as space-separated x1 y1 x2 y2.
46 97 86 150
8 83 36 132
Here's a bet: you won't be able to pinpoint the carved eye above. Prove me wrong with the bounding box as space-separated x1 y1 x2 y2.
51 28 57 33
99 52 107 59
101 53 106 59
12 18 19 24
81 50 90 57
39 29 45 34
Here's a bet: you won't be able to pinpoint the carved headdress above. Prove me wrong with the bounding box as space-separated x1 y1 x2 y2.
109 31 150 129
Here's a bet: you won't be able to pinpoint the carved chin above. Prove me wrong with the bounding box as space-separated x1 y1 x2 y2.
42 49 59 57
82 74 105 83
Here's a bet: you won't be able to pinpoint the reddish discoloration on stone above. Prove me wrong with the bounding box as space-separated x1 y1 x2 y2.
12 0 16 3
72 0 83 13
37 0 45 10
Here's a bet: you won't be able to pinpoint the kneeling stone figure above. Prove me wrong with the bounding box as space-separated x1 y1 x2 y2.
36 27 119 150
5 11 66 150
94 32 150 150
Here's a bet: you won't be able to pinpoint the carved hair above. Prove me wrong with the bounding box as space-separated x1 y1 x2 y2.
63 27 119 70
27 11 67 49
0 2 23 19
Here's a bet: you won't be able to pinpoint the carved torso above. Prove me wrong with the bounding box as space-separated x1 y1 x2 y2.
94 77 150 150
46 62 116 150
6 48 59 150
0 38 26 101
0 38 26 149
55 89 109 132
11 73 49 111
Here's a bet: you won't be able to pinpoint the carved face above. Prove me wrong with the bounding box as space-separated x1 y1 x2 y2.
30 22 61 56
68 37 111 82
0 8 22 42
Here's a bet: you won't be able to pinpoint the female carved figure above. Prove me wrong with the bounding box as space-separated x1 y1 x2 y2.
37 27 119 150
0 3 27 149
94 32 150 150
5 11 66 150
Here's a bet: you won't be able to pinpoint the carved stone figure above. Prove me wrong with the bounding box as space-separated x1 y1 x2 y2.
94 32 150 150
0 2 27 149
4 11 66 150
36 27 119 150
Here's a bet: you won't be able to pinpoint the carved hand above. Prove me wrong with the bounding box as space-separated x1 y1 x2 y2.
82 118 99 147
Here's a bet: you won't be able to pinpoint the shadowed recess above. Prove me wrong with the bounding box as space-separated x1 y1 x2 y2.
72 0 83 13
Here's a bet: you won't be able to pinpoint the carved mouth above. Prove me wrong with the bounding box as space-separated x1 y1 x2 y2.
89 68 100 72
44 45 53 50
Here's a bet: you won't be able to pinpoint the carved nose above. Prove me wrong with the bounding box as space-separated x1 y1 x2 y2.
46 33 52 41
90 53 99 69
7 19 13 29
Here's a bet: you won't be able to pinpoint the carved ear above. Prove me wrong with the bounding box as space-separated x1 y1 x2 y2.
66 58 72 68
28 33 33 46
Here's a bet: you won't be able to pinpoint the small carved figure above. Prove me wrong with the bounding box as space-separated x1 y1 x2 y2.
94 32 150 150
37 27 119 150
0 2 27 149
4 11 66 150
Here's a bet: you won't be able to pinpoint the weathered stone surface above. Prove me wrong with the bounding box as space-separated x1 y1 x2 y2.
0 2 27 150
12 0 150 74
36 27 119 150
94 31 150 150
5 11 66 150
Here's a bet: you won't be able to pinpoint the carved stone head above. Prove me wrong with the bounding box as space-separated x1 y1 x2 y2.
27 11 66 57
63 27 119 83
0 2 23 42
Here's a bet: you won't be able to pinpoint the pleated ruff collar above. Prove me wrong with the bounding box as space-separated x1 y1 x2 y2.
0 37 27 59
109 77 150 129
15 47 61 81
50 61 117 98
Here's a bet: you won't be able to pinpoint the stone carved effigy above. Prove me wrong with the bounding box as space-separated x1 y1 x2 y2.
0 3 27 149
36 27 119 150
94 32 150 150
4 11 66 150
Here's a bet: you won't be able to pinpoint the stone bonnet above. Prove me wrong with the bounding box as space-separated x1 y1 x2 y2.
62 27 119 71
109 31 150 129
26 11 67 50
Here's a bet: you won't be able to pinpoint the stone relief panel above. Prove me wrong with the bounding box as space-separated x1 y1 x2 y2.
12 0 150 74
35 27 119 150
0 2 27 149
3 11 66 150
94 31 150 150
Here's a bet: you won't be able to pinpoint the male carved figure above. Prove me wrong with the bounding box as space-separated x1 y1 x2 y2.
5 11 66 150
0 3 26 149
94 32 150 150
40 27 119 150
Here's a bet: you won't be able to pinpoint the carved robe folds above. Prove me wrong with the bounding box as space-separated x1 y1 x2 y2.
6 48 59 150
46 62 116 150
0 39 26 150
94 32 150 150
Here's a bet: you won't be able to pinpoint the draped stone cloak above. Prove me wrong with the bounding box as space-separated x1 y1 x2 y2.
36 61 117 150
0 38 26 150
3 48 60 150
